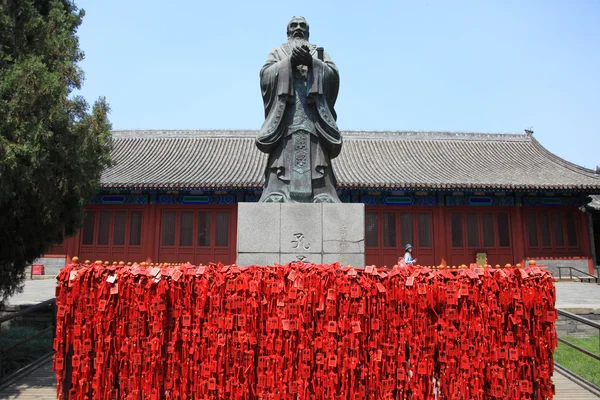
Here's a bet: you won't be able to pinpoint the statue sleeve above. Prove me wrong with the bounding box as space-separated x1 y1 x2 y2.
310 51 339 121
309 51 342 159
257 49 292 153
260 49 292 118
321 50 339 114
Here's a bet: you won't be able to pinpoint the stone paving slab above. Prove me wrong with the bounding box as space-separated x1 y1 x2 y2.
555 282 600 312
5 279 57 307
0 359 56 399
1 358 597 399
554 372 600 399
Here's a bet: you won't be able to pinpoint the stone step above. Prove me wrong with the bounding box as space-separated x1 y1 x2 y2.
29 275 57 280
574 276 599 283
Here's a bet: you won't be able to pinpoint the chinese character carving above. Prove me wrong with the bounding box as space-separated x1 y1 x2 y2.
291 233 311 250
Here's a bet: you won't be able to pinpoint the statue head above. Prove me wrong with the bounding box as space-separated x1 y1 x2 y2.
287 16 309 41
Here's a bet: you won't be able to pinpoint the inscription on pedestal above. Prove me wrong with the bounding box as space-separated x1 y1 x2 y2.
237 203 364 267
291 233 311 251
323 204 364 253
281 253 322 264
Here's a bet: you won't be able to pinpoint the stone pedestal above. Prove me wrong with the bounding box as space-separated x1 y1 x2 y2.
237 203 364 267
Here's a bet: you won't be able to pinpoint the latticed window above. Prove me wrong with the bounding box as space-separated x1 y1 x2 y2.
400 213 413 247
451 213 463 247
418 213 432 248
526 210 579 253
197 212 211 247
565 213 578 246
98 211 111 246
382 213 396 247
157 208 234 260
482 213 495 247
81 209 144 248
161 212 176 246
527 213 538 247
113 211 127 246
82 211 95 245
451 211 510 249
553 214 564 246
365 212 379 248
466 213 479 247
539 213 551 247
129 212 142 246
364 208 434 267
215 212 229 247
497 213 510 247
179 212 194 246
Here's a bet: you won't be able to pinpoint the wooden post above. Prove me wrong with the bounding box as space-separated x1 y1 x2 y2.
588 212 597 274
435 205 447 266
579 210 594 274
142 202 159 263
512 206 525 266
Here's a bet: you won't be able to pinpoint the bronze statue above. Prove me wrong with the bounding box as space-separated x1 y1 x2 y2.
256 17 342 203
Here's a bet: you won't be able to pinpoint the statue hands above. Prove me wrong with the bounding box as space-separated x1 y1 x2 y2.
291 44 312 67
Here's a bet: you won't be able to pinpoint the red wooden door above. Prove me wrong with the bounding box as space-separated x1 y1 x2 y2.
523 208 583 258
158 206 236 265
79 206 144 263
365 206 435 267
446 208 513 266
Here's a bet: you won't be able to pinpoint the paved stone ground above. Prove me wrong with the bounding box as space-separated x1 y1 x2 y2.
0 359 56 399
5 279 57 307
555 281 600 312
29 256 66 276
1 359 598 399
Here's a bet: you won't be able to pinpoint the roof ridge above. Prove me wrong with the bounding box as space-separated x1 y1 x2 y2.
111 130 258 139
111 129 529 142
341 130 528 141
529 136 599 178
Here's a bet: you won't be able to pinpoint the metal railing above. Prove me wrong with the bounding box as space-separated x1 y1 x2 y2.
556 266 599 283
555 309 600 396
0 298 56 383
556 309 600 361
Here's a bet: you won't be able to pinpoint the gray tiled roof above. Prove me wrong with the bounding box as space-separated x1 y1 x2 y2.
588 195 600 210
101 130 600 191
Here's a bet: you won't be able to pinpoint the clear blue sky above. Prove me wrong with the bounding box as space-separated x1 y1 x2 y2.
76 0 599 170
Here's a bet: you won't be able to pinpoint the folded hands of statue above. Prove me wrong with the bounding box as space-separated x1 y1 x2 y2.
291 45 312 67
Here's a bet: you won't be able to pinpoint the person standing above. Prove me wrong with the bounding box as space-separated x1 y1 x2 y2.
402 244 416 266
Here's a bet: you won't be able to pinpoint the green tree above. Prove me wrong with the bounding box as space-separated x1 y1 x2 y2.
0 0 111 303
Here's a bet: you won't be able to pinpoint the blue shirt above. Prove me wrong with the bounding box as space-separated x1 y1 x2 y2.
404 252 414 265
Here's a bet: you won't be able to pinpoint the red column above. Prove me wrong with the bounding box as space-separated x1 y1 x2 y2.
232 204 238 264
578 210 593 274
152 204 161 262
435 206 447 266
73 229 81 263
62 230 81 265
141 203 159 263
512 207 525 266
63 236 73 264
588 212 598 272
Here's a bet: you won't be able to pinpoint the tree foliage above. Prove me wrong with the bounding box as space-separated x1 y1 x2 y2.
0 0 111 303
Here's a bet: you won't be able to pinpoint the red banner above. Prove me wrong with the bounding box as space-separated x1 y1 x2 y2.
54 261 557 399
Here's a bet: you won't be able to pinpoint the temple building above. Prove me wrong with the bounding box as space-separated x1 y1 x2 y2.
46 129 600 273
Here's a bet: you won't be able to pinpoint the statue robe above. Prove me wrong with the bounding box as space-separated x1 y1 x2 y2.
256 42 342 203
